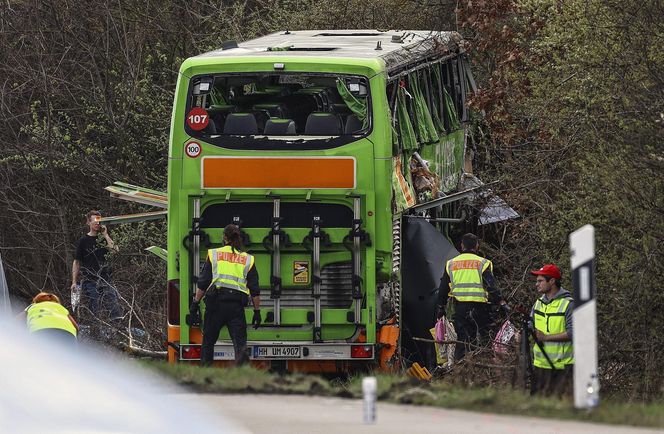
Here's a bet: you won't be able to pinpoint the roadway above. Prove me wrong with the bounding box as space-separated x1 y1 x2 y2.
178 393 663 434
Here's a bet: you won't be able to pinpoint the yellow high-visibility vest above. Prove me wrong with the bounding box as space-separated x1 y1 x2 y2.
26 301 77 337
533 296 574 369
208 245 254 295
446 253 492 303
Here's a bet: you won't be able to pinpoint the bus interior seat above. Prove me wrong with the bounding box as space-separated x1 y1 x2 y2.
223 113 258 135
246 109 271 132
295 87 330 112
253 103 289 119
344 114 363 134
230 93 264 108
203 119 217 135
276 94 317 132
207 104 236 132
305 112 342 135
264 118 296 135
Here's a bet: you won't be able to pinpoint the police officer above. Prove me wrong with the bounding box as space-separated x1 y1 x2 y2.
435 233 508 360
530 264 574 395
24 292 78 349
190 224 261 366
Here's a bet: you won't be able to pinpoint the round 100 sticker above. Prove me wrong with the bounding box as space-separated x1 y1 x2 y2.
184 141 201 158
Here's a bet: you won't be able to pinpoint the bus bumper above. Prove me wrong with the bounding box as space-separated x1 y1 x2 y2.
179 342 374 362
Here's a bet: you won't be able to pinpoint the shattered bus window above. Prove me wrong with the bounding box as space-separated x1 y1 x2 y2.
184 73 371 149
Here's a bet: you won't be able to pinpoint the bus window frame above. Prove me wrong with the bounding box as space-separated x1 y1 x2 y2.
182 72 374 151
386 52 469 138
456 58 469 122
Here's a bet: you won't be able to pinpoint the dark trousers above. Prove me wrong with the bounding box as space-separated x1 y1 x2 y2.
531 365 573 396
201 292 248 366
453 302 491 360
81 280 123 320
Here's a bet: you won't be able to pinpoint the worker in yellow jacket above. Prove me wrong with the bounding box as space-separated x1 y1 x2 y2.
23 292 78 348
436 233 508 360
530 264 574 395
190 224 261 366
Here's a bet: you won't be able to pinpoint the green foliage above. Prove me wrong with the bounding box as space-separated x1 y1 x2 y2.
253 0 448 32
461 0 664 398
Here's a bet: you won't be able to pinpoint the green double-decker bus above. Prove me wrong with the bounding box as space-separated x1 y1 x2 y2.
167 30 476 372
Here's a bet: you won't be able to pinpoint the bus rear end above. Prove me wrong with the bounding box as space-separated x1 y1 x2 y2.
166 55 391 372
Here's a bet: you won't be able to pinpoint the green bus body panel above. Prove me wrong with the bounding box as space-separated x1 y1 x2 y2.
179 56 385 78
420 130 465 193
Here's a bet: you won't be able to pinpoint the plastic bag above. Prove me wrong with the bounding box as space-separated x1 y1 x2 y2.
493 320 517 355
430 319 445 365
430 317 456 367
435 318 445 342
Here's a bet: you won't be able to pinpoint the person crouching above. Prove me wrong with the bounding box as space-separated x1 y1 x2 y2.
24 292 78 349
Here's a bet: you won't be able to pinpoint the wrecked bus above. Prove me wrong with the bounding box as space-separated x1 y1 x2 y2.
165 30 478 372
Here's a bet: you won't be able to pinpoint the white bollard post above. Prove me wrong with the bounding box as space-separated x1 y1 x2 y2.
362 376 377 423
570 225 599 409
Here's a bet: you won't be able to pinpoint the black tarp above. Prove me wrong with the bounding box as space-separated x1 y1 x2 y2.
401 217 458 367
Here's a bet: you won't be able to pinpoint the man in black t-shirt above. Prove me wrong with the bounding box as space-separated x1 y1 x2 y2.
71 210 123 322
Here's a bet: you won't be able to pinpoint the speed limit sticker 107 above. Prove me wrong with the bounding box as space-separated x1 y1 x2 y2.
184 141 202 158
186 107 209 131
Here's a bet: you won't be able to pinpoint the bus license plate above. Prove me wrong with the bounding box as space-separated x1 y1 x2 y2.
253 346 301 359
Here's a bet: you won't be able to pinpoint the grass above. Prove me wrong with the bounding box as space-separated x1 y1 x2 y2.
146 361 664 429
147 362 337 395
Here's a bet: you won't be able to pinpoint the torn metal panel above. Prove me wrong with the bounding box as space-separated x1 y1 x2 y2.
458 57 469 122
462 174 519 225
462 57 485 117
145 246 167 262
113 181 166 197
105 182 167 209
478 196 520 225
408 181 494 213
462 173 484 190
98 210 167 226
463 56 478 94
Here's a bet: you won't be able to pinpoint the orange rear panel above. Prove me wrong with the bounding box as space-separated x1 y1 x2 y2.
377 323 400 372
202 157 356 189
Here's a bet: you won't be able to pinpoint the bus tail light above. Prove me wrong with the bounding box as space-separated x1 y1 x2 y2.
167 279 180 325
181 345 201 360
351 345 373 359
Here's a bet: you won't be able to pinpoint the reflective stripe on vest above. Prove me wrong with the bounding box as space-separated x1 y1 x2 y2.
533 297 574 369
208 245 254 295
446 253 491 303
26 301 77 337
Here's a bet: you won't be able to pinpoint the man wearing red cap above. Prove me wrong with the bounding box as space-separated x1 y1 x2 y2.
530 263 574 395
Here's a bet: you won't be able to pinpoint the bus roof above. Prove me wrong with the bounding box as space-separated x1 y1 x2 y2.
193 30 465 74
